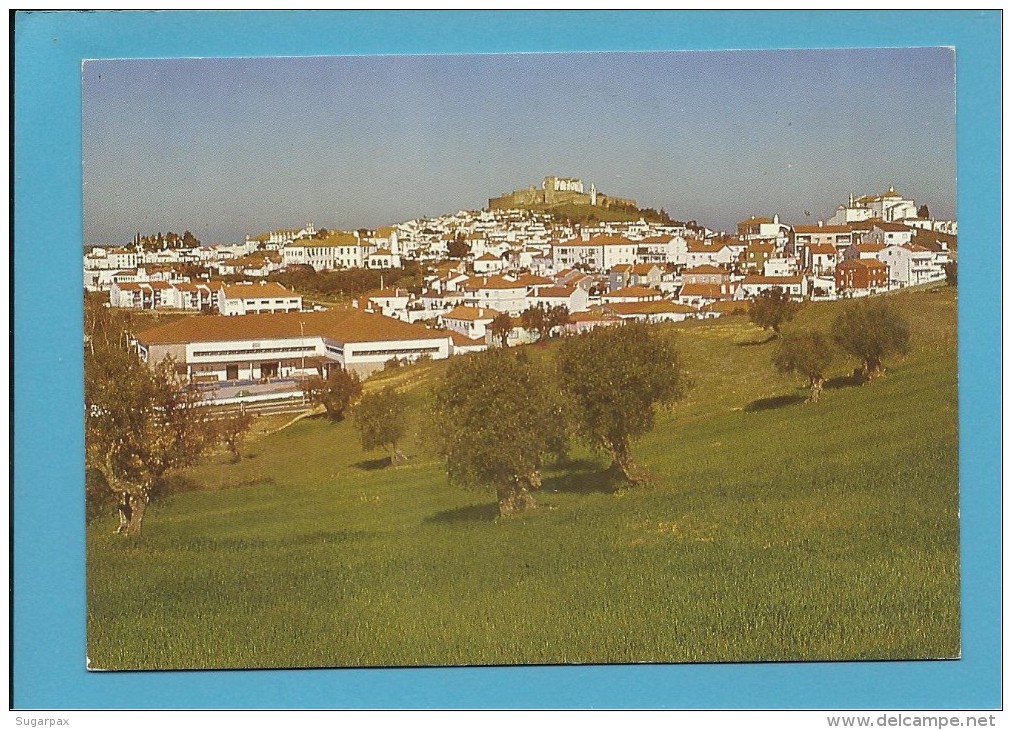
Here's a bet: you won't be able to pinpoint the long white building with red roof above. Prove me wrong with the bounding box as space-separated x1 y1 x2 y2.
135 308 452 381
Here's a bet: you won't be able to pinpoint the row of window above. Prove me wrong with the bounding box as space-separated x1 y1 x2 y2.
347 345 442 358
192 345 317 358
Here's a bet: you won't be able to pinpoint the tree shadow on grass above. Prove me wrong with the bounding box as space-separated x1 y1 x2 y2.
744 393 806 412
353 457 393 471
825 373 864 390
542 464 625 495
736 334 777 347
426 503 500 524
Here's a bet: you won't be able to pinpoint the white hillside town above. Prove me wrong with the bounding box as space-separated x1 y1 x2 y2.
86 182 956 405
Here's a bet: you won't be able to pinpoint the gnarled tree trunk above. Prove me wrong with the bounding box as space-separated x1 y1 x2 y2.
116 491 149 535
605 437 643 485
496 475 538 517
864 358 886 380
808 376 825 403
390 446 408 466
100 453 151 536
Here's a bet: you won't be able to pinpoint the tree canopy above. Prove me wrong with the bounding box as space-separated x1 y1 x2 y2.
430 348 568 516
447 234 471 260
556 322 689 482
353 386 410 465
303 367 363 420
832 299 910 379
85 346 220 534
489 312 513 348
519 306 548 341
545 305 572 336
748 287 799 337
772 332 836 403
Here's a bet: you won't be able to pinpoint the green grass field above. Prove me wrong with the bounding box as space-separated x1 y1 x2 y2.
86 287 959 669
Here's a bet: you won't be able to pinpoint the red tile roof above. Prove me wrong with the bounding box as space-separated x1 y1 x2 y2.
461 275 527 292
605 286 662 299
137 309 446 346
679 283 733 299
443 306 496 322
808 244 838 255
220 282 294 300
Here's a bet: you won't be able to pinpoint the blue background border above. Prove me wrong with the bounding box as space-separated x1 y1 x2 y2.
12 10 1001 709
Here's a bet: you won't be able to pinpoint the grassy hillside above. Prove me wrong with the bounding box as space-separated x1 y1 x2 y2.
86 287 959 669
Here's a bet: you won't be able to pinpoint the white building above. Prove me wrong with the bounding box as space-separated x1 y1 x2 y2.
827 187 919 225
441 306 497 341
877 244 948 287
461 275 530 315
85 247 138 271
217 282 303 316
735 275 808 301
135 308 452 380
282 232 374 270
526 285 590 313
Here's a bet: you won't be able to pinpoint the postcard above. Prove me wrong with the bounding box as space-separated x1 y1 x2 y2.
80 48 960 673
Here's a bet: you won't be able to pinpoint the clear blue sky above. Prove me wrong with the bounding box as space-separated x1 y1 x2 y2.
82 48 956 245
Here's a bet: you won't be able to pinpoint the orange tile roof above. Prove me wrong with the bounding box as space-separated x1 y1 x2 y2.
605 286 662 299
514 273 553 286
461 275 527 292
221 282 294 299
808 244 838 255
679 283 734 299
631 263 661 275
684 264 726 275
443 306 496 322
137 308 447 346
286 231 362 248
686 239 728 253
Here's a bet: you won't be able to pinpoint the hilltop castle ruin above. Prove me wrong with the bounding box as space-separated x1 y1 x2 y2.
489 176 636 212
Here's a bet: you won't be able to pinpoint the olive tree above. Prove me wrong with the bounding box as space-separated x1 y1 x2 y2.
556 322 690 483
833 299 910 380
430 349 568 516
303 367 362 420
489 312 513 348
749 286 800 338
85 347 219 535
353 385 410 465
772 332 836 403
519 306 549 341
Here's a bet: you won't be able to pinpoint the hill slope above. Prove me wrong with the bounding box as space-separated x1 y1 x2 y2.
86 288 959 669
